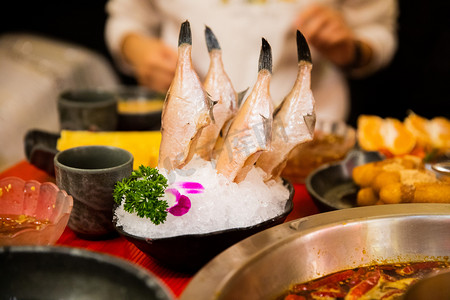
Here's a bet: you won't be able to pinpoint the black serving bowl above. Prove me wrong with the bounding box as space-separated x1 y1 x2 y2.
114 181 294 273
305 149 384 211
115 86 165 131
0 246 174 300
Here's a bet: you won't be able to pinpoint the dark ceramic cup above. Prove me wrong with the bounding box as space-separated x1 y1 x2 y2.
115 86 165 131
58 89 118 131
54 146 133 240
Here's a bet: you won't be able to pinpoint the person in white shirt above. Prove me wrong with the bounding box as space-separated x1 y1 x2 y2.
105 0 398 122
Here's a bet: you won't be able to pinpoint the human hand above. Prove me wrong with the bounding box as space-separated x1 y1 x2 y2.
122 33 177 93
294 4 367 68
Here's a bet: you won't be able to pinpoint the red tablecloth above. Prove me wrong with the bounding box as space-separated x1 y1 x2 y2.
0 161 319 298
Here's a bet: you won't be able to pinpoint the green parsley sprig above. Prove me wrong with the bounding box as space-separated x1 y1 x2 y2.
113 165 169 225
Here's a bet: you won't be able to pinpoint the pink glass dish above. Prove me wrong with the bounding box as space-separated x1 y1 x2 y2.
0 177 73 245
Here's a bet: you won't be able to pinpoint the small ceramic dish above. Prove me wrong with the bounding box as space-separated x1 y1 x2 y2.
0 177 73 245
282 121 356 183
0 246 174 300
115 86 165 131
305 149 384 211
114 181 294 273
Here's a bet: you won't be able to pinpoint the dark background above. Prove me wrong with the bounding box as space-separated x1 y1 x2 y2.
2 0 449 127
347 0 450 126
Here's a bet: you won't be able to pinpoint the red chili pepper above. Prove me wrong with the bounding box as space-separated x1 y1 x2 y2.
396 261 441 276
378 264 397 271
348 267 367 287
380 272 397 282
346 269 381 300
292 269 355 292
284 295 306 300
312 283 347 297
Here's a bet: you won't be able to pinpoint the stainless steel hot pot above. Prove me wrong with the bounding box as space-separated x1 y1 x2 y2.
181 203 450 300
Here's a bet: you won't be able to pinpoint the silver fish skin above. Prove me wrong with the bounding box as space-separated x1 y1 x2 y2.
215 38 274 183
158 20 212 171
195 26 239 160
256 30 315 181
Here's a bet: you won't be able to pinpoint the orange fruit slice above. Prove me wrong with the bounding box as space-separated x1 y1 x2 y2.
357 115 416 156
357 115 384 151
381 118 416 156
429 117 450 150
404 113 450 151
404 113 431 147
358 113 450 156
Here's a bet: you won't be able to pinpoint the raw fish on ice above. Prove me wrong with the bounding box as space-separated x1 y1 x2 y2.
195 26 240 160
158 21 214 171
215 38 274 183
256 30 315 181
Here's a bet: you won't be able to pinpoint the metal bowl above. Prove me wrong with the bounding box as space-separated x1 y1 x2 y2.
181 203 450 300
114 181 294 273
0 246 174 300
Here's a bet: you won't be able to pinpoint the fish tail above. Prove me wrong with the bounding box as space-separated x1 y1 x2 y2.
237 87 249 108
258 38 273 73
204 25 221 52
205 91 218 123
179 20 192 46
303 114 316 138
260 113 273 145
296 30 311 63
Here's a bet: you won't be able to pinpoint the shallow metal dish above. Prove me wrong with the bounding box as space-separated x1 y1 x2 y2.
181 203 450 300
306 149 384 211
0 246 174 300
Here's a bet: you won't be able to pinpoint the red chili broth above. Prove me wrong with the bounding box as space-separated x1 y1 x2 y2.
278 261 450 300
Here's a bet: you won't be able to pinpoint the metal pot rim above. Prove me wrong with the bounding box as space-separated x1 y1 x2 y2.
181 203 450 299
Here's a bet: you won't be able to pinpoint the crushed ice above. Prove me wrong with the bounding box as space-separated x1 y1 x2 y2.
114 156 290 238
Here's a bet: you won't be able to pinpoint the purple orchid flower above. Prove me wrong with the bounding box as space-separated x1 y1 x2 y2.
166 188 191 216
166 182 204 216
173 181 205 194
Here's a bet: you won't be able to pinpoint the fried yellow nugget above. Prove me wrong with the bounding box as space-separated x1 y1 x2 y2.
372 171 401 193
379 183 411 204
381 181 450 204
356 187 379 206
441 176 450 184
413 182 450 203
398 155 423 169
352 162 384 187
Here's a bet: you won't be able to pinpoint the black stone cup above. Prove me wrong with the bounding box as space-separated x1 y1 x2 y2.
58 89 118 131
54 146 133 240
115 86 164 131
